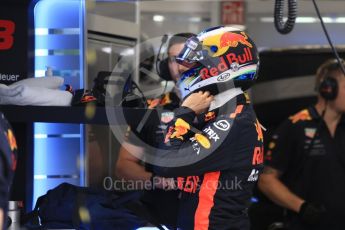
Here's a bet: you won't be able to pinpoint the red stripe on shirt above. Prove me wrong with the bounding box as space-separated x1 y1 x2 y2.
229 105 244 118
194 171 221 230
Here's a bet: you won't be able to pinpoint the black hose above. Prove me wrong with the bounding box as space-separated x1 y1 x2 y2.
311 0 345 76
274 0 298 34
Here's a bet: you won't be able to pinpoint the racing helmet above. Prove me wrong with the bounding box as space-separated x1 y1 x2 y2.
176 26 259 99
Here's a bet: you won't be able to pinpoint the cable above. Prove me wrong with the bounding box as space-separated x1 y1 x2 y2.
274 0 298 34
155 34 169 106
132 81 147 103
121 74 148 108
131 80 148 108
123 34 168 108
311 0 345 77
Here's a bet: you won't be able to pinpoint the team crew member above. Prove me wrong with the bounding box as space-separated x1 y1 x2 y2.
0 113 18 230
258 59 345 230
153 26 264 230
115 33 195 228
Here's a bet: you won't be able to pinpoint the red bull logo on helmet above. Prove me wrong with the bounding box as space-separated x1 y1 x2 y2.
199 47 254 80
220 32 253 49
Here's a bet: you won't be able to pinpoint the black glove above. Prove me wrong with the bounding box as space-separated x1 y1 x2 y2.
298 201 326 225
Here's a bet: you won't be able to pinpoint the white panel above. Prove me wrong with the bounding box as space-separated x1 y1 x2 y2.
87 13 139 39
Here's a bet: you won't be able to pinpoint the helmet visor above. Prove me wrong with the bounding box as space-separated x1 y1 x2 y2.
176 37 204 68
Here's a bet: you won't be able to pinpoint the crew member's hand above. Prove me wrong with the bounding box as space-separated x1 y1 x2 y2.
181 91 214 114
298 201 326 225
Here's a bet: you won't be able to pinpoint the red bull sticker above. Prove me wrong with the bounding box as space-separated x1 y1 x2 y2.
255 120 264 143
289 109 312 124
147 98 159 108
170 118 190 140
160 93 172 106
199 47 254 80
220 32 253 49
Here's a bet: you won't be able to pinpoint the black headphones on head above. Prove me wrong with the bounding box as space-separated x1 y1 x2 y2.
318 76 338 101
156 33 196 81
158 57 172 81
317 59 344 101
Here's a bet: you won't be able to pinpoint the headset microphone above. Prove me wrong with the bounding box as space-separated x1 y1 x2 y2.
161 34 168 45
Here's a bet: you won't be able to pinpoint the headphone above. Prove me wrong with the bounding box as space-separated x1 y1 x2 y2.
318 76 338 101
156 34 172 81
156 33 196 81
316 58 345 101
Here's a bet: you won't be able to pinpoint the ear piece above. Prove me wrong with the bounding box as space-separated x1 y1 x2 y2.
318 76 338 101
158 58 172 81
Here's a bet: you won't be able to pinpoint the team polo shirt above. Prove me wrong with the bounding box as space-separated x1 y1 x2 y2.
265 106 345 230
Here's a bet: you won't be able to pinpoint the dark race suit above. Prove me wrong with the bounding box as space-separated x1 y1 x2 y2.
154 94 264 230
